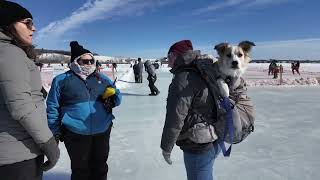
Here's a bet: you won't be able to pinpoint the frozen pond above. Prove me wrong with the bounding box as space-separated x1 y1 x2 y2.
44 66 320 180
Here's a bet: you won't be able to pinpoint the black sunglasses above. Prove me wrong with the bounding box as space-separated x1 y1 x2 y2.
19 18 34 30
78 58 95 65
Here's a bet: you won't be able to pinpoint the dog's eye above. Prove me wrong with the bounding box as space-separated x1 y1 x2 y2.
238 53 243 57
227 53 232 58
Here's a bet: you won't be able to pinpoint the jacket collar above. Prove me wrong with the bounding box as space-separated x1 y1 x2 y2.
0 29 13 44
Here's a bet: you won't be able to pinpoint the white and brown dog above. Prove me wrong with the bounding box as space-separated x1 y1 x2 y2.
214 41 255 97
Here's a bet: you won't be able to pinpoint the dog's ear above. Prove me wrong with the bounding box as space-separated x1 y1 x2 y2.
238 41 255 53
214 42 229 56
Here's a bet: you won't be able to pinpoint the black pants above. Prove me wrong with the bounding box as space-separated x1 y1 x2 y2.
134 73 139 83
134 73 143 83
148 74 159 95
138 73 142 83
0 155 44 180
64 126 112 180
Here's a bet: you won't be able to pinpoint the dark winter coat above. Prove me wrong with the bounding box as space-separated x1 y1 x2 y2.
133 63 139 74
138 61 143 75
0 31 53 166
160 50 254 154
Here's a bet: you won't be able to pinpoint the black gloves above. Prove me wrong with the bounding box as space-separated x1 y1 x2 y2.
39 136 60 171
104 95 116 113
54 134 64 144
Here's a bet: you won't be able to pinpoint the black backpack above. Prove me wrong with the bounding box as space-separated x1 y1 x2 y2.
152 63 160 69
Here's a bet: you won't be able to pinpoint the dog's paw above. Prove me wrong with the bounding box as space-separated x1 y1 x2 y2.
217 79 230 97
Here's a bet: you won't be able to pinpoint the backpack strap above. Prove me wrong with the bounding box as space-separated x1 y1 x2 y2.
218 97 234 157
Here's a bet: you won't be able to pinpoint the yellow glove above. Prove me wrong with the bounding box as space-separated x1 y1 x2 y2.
102 87 116 100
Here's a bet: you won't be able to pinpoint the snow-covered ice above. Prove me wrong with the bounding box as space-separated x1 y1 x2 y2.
42 63 320 180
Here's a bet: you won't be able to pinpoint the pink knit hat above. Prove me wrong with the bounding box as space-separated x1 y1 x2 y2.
168 40 193 55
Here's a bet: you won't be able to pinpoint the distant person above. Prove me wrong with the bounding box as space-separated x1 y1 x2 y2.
268 61 276 76
137 57 143 83
47 41 122 180
133 60 139 83
291 62 295 74
96 60 102 72
273 65 280 79
291 61 300 75
112 62 117 72
144 60 160 96
0 1 60 179
47 62 51 67
35 61 44 72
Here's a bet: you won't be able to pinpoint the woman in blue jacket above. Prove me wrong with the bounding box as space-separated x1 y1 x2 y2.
47 41 122 180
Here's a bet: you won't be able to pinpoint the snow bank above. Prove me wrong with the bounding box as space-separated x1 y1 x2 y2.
245 63 320 87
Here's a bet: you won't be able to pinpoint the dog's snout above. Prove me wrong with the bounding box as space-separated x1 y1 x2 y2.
232 61 238 66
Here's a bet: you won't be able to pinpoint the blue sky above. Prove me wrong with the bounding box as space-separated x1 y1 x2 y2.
14 0 320 59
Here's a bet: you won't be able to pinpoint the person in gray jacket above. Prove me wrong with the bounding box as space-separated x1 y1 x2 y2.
0 1 60 179
144 60 160 96
160 40 255 180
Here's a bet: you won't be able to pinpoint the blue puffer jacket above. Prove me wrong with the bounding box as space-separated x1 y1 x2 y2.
47 70 122 135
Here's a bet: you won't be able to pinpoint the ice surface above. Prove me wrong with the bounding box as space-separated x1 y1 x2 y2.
43 64 320 180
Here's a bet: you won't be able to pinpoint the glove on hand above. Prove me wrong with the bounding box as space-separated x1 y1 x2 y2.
162 150 172 165
104 95 116 113
54 134 64 145
39 136 60 171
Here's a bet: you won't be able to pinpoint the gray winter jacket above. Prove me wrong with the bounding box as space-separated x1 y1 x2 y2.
160 50 255 154
0 31 53 166
144 60 156 76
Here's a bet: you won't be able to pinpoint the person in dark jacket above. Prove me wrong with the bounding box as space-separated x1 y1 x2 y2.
47 41 122 180
160 40 255 180
0 1 60 179
144 60 160 95
96 60 102 72
137 57 143 83
133 60 139 83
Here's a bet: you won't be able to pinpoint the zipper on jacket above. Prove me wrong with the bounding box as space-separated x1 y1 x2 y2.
84 80 93 135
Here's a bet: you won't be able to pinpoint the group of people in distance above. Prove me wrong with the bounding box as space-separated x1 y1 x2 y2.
0 1 255 180
269 60 301 79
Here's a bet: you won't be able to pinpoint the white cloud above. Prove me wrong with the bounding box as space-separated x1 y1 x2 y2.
242 0 294 8
191 0 247 15
199 38 320 60
191 0 296 16
35 0 178 47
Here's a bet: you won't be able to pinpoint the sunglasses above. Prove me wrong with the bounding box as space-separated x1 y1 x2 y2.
19 18 34 30
78 58 95 65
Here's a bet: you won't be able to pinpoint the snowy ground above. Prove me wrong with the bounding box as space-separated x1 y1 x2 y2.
42 63 320 180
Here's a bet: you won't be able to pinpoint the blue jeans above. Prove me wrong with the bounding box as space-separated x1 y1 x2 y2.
183 144 220 180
